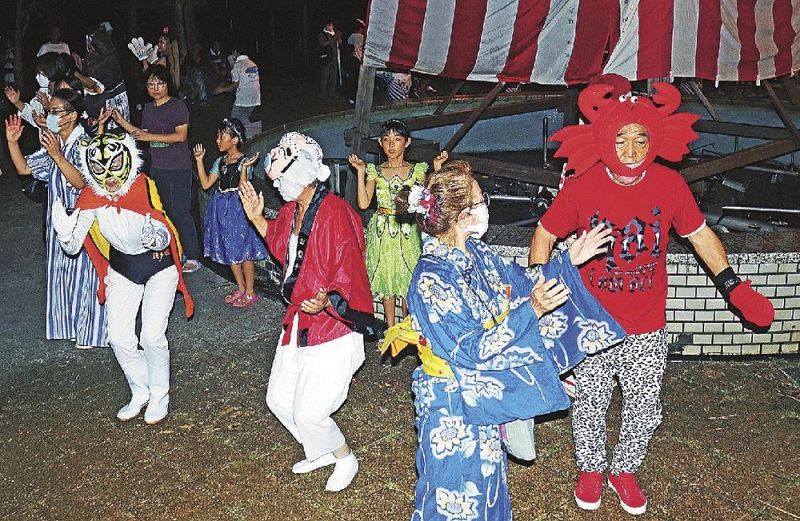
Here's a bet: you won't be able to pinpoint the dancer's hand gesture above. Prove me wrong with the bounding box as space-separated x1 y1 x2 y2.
530 275 570 318
5 115 23 143
301 288 330 314
52 198 81 239
433 150 449 172
193 144 205 160
241 152 260 169
40 130 63 159
238 180 264 222
348 154 366 176
568 224 612 266
4 86 20 104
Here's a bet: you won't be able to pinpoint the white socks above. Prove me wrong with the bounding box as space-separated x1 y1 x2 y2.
325 452 359 492
292 453 337 474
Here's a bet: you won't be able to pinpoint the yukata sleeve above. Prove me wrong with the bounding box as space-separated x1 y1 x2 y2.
408 256 544 371
26 147 55 181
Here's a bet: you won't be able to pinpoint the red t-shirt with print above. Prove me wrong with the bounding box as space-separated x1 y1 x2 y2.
539 163 706 334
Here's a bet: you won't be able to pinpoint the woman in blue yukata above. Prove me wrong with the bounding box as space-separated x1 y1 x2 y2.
398 160 626 520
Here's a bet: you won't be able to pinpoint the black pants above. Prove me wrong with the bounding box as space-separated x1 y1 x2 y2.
149 168 199 260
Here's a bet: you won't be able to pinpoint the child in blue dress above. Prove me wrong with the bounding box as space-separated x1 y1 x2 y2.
194 118 266 307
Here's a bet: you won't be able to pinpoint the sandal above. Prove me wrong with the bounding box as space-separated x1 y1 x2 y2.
232 293 260 308
225 289 245 304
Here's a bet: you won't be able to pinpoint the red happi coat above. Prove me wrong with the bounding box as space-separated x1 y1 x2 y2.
266 189 373 346
76 174 194 318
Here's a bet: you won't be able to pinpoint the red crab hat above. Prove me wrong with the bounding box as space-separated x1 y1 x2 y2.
551 77 700 178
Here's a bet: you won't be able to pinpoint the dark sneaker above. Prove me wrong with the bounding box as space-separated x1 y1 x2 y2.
608 472 647 515
574 470 604 510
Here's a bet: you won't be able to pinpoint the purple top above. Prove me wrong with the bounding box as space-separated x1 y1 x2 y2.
141 97 191 170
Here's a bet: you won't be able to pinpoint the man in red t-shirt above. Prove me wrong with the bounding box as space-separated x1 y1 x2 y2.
530 79 774 516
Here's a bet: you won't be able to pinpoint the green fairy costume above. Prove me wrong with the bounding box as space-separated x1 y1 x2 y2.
365 161 428 298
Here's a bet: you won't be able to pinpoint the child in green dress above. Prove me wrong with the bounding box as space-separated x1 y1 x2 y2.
348 119 447 327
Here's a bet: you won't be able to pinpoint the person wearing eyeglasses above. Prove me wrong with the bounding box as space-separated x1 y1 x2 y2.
194 118 265 308
4 89 108 349
110 64 200 273
396 160 622 520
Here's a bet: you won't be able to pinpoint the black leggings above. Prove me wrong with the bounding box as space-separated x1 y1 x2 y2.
149 168 199 260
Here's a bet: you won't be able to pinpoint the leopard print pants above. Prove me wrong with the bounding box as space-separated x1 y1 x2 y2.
571 327 668 474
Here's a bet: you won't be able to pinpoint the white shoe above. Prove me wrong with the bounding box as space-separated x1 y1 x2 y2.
117 396 149 421
292 452 336 474
144 395 169 425
325 453 358 492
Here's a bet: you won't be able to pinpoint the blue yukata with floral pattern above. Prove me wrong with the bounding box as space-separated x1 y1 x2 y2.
407 236 624 521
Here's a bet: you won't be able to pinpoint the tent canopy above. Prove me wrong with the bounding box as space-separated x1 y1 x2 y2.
363 0 800 85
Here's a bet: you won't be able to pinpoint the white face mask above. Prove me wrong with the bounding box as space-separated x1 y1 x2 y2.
463 203 489 239
36 72 50 89
46 113 61 133
273 177 305 202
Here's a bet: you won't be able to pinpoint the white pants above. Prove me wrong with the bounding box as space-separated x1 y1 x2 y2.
266 324 365 461
105 267 178 406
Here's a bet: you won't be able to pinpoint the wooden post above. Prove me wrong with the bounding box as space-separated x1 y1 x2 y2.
433 81 464 115
763 79 800 145
347 64 376 204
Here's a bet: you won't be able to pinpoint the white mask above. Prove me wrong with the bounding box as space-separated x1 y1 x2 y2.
463 203 489 239
274 177 305 202
46 113 61 133
36 72 50 89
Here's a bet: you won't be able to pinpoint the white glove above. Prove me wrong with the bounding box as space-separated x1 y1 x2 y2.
141 213 170 251
52 198 81 240
128 37 158 64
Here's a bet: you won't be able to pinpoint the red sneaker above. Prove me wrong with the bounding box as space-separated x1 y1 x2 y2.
574 471 604 510
608 472 647 515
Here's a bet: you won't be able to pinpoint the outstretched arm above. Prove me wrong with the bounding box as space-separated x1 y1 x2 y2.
529 224 557 265
689 225 774 327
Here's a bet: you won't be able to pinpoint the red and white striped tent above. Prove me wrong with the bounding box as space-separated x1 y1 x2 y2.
363 0 800 84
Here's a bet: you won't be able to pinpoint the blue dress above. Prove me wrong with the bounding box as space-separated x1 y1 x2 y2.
202 156 268 265
28 126 108 347
407 236 624 521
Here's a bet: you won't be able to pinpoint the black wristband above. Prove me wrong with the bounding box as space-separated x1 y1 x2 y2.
712 266 741 298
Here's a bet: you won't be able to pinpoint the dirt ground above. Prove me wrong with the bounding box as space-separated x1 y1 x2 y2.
1 79 799 521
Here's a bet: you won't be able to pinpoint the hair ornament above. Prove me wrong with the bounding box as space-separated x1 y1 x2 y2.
408 184 438 224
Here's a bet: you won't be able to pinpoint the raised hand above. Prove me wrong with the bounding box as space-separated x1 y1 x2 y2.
433 150 449 172
301 288 330 314
35 90 50 110
568 224 613 266
348 154 366 174
4 86 20 104
32 110 47 129
5 115 23 143
241 152 260 169
238 180 264 222
128 37 154 62
193 143 205 160
52 198 81 239
40 130 63 158
97 107 113 127
530 275 570 318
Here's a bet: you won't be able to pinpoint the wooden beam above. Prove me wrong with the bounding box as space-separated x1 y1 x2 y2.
450 153 562 188
780 75 800 105
344 94 570 143
688 80 721 121
682 139 800 183
693 120 793 140
443 82 505 152
762 79 800 145
433 81 465 115
347 65 376 204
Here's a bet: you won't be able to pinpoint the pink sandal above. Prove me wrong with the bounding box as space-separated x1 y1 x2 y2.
225 289 245 304
232 293 260 308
